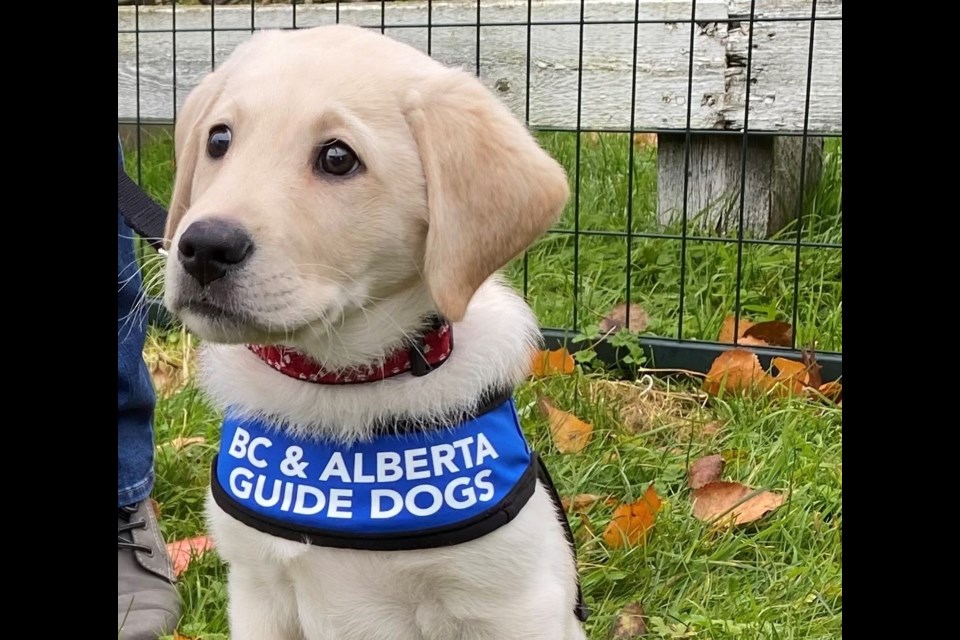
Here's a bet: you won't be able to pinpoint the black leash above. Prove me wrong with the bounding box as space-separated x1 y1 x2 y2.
118 164 168 250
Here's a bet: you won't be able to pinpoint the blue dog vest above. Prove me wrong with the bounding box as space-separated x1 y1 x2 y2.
211 393 538 550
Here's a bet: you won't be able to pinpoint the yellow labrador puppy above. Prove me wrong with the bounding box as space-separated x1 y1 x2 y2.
164 25 586 640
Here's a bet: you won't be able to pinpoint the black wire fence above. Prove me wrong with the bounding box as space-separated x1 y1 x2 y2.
118 0 842 379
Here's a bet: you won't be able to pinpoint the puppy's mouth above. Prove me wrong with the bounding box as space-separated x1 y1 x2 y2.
173 293 328 346
172 295 271 343
181 299 245 320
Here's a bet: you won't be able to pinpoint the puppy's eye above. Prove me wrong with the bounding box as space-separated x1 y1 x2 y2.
207 125 232 159
315 140 361 177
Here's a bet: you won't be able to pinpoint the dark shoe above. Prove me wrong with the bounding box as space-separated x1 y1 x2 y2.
118 500 180 639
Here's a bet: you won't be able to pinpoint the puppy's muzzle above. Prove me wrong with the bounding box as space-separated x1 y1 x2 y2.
178 218 255 286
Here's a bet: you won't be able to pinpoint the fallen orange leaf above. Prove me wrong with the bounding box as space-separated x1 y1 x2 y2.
692 481 785 526
173 632 197 640
703 349 774 396
772 352 827 396
772 357 806 379
539 398 593 453
166 536 214 577
718 316 756 344
530 348 576 377
771 357 809 395
603 484 662 548
688 454 725 489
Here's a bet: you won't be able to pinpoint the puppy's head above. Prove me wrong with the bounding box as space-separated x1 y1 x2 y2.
164 25 568 345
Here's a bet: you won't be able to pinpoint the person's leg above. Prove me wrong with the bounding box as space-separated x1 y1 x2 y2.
118 140 180 639
118 187 156 507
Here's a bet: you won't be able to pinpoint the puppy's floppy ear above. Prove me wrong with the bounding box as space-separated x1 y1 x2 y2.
164 71 225 248
404 70 569 321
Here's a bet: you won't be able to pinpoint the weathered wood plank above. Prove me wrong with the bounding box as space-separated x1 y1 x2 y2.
723 14 841 131
117 0 842 133
728 0 842 19
657 133 822 235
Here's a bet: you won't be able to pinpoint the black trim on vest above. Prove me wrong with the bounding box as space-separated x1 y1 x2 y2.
384 387 513 435
211 454 538 551
535 455 591 622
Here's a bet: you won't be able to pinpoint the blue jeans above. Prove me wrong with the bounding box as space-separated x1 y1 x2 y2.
118 141 157 507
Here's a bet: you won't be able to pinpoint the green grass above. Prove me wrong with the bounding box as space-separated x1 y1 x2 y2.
150 334 841 639
123 130 842 352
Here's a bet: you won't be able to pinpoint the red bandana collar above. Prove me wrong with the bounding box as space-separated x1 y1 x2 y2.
247 319 453 385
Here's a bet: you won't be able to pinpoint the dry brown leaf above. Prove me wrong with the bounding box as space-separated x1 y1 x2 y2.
561 494 616 513
539 398 594 453
772 357 807 380
599 303 649 334
603 485 662 548
530 348 576 377
718 316 756 343
166 536 215 577
611 601 647 638
818 381 843 403
173 633 197 640
692 481 786 526
772 352 827 396
703 349 774 396
633 132 658 149
688 454 725 489
771 357 809 395
149 498 161 518
168 436 207 451
718 317 795 347
742 321 793 347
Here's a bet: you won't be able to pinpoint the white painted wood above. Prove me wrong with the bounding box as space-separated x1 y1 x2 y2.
728 0 842 19
117 0 840 237
723 8 842 131
117 0 842 134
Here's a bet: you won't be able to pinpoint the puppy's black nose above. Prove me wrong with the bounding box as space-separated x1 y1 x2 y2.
178 219 254 286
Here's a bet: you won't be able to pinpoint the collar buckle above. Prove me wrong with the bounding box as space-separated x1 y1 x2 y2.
409 315 449 377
